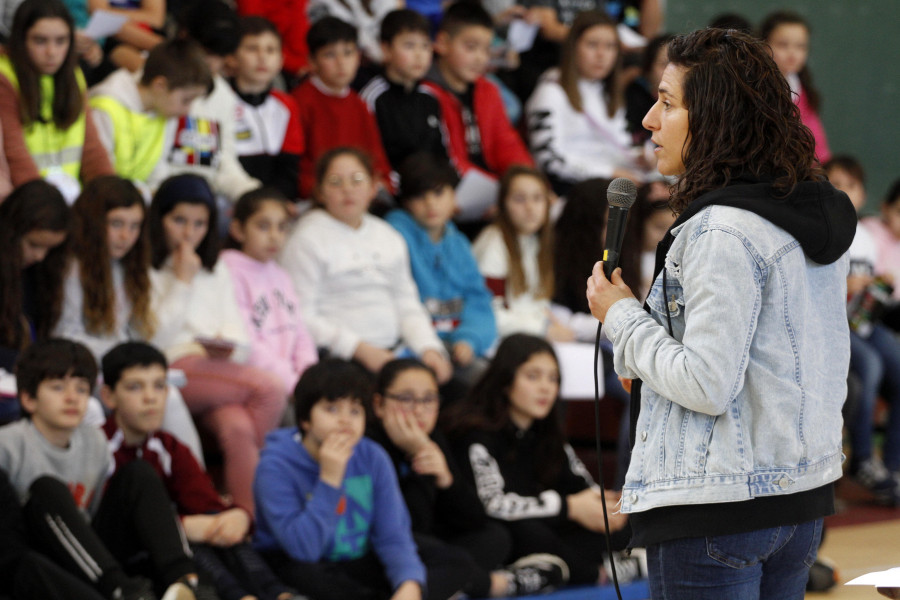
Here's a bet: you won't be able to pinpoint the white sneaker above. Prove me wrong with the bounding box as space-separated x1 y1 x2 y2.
160 582 195 600
603 549 648 585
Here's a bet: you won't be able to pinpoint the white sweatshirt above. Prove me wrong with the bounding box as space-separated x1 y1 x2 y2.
280 209 445 360
149 258 250 364
525 69 637 183
472 225 549 338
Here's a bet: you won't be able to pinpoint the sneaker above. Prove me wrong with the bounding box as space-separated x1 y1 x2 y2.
852 457 898 505
113 578 158 600
160 582 196 600
603 549 648 585
504 553 570 595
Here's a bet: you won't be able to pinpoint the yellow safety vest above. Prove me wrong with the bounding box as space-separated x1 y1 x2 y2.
0 55 86 181
89 94 167 182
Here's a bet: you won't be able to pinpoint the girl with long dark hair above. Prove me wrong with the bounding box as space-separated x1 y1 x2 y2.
0 180 70 372
443 334 630 587
54 176 154 359
760 10 830 163
148 173 286 514
525 10 644 196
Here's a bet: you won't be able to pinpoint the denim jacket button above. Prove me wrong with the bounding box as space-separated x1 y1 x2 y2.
630 493 638 504
778 477 791 489
641 431 648 442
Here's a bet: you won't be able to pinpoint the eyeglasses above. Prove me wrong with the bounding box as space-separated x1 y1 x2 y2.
385 392 440 410
323 172 370 189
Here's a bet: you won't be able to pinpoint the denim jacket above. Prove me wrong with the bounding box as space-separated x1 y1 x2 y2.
605 189 852 514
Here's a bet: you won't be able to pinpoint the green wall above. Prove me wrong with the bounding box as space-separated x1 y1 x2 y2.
664 1 898 213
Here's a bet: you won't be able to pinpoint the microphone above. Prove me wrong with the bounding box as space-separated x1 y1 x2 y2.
603 178 638 279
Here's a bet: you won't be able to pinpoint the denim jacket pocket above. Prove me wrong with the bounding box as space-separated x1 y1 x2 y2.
646 272 686 335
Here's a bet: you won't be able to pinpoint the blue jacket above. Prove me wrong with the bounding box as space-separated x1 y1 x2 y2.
253 428 426 590
605 180 855 513
386 209 497 356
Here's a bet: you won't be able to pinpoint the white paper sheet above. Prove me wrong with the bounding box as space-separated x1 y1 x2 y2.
83 10 128 40
553 342 604 400
454 169 500 221
507 19 539 53
846 567 900 587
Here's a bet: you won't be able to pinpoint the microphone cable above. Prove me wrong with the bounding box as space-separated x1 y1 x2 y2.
593 318 623 600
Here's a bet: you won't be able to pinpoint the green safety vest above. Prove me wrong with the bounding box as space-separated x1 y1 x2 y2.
89 92 167 182
0 55 86 180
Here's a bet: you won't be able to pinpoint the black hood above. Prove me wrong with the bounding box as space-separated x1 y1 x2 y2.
669 176 857 265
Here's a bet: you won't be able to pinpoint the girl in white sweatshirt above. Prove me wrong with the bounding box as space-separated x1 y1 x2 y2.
525 10 645 196
473 166 575 343
148 174 285 513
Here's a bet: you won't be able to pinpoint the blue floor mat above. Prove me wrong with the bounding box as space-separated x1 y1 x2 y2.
478 579 650 599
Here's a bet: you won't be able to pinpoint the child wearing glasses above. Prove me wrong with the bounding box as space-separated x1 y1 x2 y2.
368 358 569 597
280 148 452 383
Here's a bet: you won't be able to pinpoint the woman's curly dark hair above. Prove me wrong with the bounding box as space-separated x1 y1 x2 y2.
666 28 822 214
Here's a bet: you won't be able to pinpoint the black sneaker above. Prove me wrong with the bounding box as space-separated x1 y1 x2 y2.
112 577 158 600
505 553 570 595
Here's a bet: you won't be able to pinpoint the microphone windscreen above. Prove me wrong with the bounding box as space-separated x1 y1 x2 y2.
607 178 638 209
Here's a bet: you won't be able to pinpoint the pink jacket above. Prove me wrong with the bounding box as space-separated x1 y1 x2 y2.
220 249 318 390
796 86 830 163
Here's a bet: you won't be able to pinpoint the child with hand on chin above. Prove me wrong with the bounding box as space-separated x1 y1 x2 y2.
253 359 427 600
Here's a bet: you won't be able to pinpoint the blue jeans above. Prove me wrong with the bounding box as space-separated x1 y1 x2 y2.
849 325 900 469
645 519 823 599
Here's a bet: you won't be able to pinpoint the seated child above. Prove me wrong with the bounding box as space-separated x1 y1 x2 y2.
235 0 312 89
385 153 496 384
307 0 397 65
221 188 318 393
52 175 206 465
359 9 448 176
54 175 153 361
0 180 70 374
148 174 287 513
168 0 261 204
825 157 900 503
0 338 201 600
423 1 533 213
280 147 452 383
0 0 113 200
100 341 302 600
862 178 900 307
228 16 305 201
525 11 646 196
253 359 429 600
291 16 393 199
443 334 635 588
90 38 212 188
368 358 569 597
472 166 575 341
